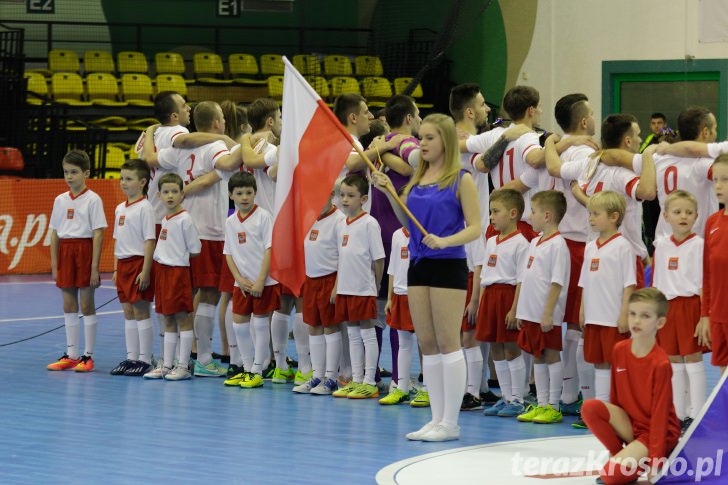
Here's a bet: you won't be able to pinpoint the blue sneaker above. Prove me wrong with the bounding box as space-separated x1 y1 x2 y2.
192 359 227 377
497 400 526 417
483 398 507 416
310 378 338 395
560 399 582 416
292 377 321 394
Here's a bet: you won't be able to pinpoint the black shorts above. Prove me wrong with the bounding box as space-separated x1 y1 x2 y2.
407 258 469 290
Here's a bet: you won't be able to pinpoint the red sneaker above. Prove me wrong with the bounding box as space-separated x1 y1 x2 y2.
47 354 81 371
73 355 95 372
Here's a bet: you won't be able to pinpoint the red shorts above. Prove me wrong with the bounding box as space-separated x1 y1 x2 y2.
190 239 223 289
564 239 585 324
517 320 563 358
485 220 539 242
658 295 708 356
386 293 414 331
281 284 295 297
232 284 281 316
461 272 475 332
302 273 339 327
116 256 154 304
154 264 193 315
335 295 378 322
636 257 645 289
218 257 234 293
56 238 92 289
711 320 728 367
583 324 629 364
475 283 519 343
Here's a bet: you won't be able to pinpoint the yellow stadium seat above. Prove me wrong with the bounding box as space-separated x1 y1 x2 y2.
229 53 267 85
260 54 284 76
293 54 321 76
84 51 115 73
394 77 434 109
86 73 128 106
330 76 361 97
121 74 154 106
361 77 392 107
49 49 80 73
155 52 186 75
193 52 232 84
324 55 352 77
155 74 188 96
24 72 49 105
355 56 384 77
96 146 126 175
51 73 92 106
306 76 331 100
267 75 284 102
117 51 148 73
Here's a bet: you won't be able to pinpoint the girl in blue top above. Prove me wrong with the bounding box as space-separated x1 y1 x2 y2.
372 113 481 442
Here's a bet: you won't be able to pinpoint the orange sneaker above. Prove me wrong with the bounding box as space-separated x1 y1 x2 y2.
47 354 81 371
73 355 95 372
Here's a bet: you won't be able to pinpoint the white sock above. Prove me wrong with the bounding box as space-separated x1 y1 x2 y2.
508 355 526 401
251 315 270 374
339 322 352 378
309 333 326 380
562 329 580 403
480 342 491 392
137 318 153 364
397 331 414 392
671 362 688 420
347 325 364 383
548 361 563 407
324 331 342 381
361 327 378 385
534 363 549 407
685 361 707 419
156 313 165 360
494 360 512 402
271 311 289 371
163 332 178 369
224 303 241 366
124 319 139 361
83 314 97 356
522 351 533 395
423 354 444 425
576 337 595 400
595 368 611 402
233 321 254 370
293 312 311 374
441 350 466 427
178 330 193 366
464 346 483 395
64 313 80 359
194 303 215 365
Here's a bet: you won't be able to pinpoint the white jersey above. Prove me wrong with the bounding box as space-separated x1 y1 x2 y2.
388 227 410 296
554 140 595 242
157 140 231 241
578 233 636 327
49 188 107 238
113 197 155 259
516 232 570 325
520 164 556 223
477 230 530 287
153 210 201 267
250 141 277 214
464 126 506 228
335 212 385 296
465 234 485 273
652 234 703 300
334 137 372 212
489 131 541 191
304 206 345 278
223 205 277 286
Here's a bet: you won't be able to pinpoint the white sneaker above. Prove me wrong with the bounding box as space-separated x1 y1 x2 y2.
143 361 169 379
406 422 437 441
420 423 460 442
164 364 192 381
292 377 321 394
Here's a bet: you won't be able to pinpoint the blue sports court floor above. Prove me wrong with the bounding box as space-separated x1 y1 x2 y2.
0 275 721 484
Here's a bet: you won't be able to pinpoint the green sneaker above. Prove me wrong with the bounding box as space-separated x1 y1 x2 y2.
224 369 245 386
271 367 295 384
410 389 430 407
572 417 588 429
347 382 379 399
193 359 227 377
332 381 359 398
517 404 544 422
379 387 410 405
240 372 264 388
294 369 313 386
532 404 563 424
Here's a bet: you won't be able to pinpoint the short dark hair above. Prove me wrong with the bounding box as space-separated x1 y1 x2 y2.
531 190 567 223
121 159 151 195
154 91 181 124
341 173 369 196
449 83 481 122
601 114 638 149
502 85 539 121
247 98 279 132
359 119 389 148
333 93 366 126
490 189 525 219
651 112 667 121
678 107 713 141
157 172 183 191
228 171 256 193
554 93 588 132
385 94 416 128
62 149 91 172
193 101 222 131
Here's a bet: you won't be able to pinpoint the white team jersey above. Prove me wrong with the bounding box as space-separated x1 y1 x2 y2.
157 140 230 241
652 234 703 300
153 210 201 267
223 205 277 286
520 164 556 223
251 141 277 214
334 137 371 212
460 149 492 229
489 131 541 191
335 212 385 296
578 233 636 327
387 227 410 296
304 206 345 278
465 233 485 272
553 141 595 242
516 232 570 325
477 231 530 287
49 189 107 238
113 197 155 259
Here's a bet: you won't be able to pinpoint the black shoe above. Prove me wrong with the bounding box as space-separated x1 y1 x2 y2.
461 393 483 411
681 417 694 435
418 373 424 383
190 352 197 360
595 478 605 485
572 417 588 429
479 390 500 406
124 360 152 376
226 364 243 378
529 383 537 396
110 359 133 376
212 352 230 364
379 367 392 378
286 356 298 369
262 361 276 380
488 378 499 389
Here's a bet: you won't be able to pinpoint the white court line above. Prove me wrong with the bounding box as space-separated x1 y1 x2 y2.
0 309 123 324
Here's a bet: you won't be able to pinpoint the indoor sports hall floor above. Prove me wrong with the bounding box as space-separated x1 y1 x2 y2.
0 275 721 484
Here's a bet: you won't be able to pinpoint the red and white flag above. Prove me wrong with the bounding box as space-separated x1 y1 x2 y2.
270 57 354 296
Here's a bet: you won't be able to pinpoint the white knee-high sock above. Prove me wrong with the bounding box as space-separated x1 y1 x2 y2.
124 319 139 361
548 361 563 407
194 303 216 364
562 329 580 403
309 333 326 380
576 337 595 400
233 321 254 370
534 363 549 407
347 325 364 383
397 330 414 392
224 304 241 366
423 354 444 425
508 355 526 401
155 313 165 360
340 322 352 378
464 346 483 396
480 342 491 392
82 314 97 356
522 351 533 394
594 368 611 402
361 327 379 385
671 362 688 420
251 315 270 374
163 332 178 369
441 350 466 427
685 361 707 419
271 311 290 371
293 313 311 374
178 330 193 366
324 331 342 381
137 318 153 364
494 360 512 402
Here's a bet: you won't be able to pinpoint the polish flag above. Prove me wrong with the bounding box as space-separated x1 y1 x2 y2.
270 57 354 296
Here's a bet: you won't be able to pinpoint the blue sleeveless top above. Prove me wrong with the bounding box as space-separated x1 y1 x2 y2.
407 170 467 263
